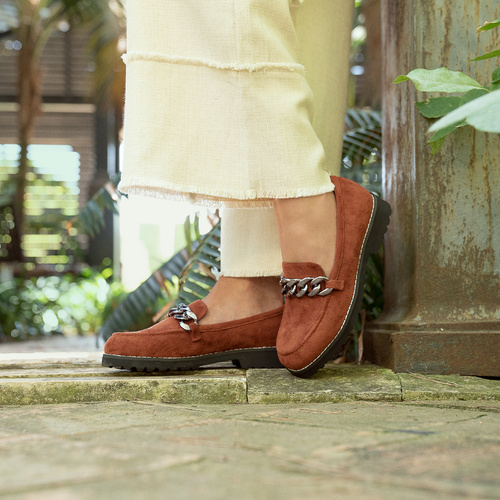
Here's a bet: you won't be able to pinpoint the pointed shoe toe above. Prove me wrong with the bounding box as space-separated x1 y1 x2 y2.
102 300 284 372
277 176 391 378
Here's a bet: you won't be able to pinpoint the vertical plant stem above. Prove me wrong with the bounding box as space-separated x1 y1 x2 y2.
15 4 42 260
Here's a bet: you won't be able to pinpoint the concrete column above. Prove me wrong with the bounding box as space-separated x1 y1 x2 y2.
364 0 500 376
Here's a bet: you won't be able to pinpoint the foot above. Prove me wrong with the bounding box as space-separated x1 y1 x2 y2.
201 276 283 325
102 300 284 371
275 176 391 377
273 191 336 276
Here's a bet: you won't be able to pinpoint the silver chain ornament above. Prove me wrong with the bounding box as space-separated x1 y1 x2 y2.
168 303 199 331
280 276 335 298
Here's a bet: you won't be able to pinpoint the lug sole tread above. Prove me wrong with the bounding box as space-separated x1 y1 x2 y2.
102 347 283 372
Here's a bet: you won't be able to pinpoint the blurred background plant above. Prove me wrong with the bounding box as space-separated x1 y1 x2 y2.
339 108 382 363
0 258 125 341
0 0 384 362
0 0 126 340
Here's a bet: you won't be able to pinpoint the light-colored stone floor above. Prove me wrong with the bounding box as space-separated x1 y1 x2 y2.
1 336 499 498
0 400 499 499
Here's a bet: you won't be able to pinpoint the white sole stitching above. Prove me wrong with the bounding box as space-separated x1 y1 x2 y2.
104 346 276 361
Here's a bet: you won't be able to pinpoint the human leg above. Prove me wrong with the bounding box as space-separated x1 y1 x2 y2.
119 0 334 205
202 207 283 325
206 0 354 325
274 0 353 275
104 0 390 375
273 1 392 376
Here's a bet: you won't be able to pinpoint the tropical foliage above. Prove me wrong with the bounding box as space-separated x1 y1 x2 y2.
341 109 382 361
343 109 382 168
394 19 500 153
99 221 221 341
0 260 125 341
70 173 121 239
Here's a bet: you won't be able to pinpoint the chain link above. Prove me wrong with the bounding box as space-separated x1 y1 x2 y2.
280 276 334 298
168 303 199 331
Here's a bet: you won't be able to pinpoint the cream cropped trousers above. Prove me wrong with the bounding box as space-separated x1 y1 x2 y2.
120 0 354 277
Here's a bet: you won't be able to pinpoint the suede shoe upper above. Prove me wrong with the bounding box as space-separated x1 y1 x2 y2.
104 300 284 359
276 176 378 372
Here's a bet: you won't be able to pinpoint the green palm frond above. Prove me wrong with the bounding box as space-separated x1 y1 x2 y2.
99 248 188 341
342 109 382 168
71 173 121 238
99 221 221 341
174 221 220 306
340 109 384 362
363 250 384 319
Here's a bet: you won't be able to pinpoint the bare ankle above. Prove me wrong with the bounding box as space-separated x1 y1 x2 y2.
273 192 336 275
201 276 283 325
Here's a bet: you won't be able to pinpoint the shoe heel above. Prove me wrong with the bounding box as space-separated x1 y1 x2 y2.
233 348 283 369
366 196 392 255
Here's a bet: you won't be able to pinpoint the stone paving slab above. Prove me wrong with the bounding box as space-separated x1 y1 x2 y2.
0 335 102 353
0 401 499 499
2 337 500 405
0 352 102 367
1 348 500 405
247 364 402 403
399 372 500 401
0 371 247 405
1 361 242 379
0 343 248 405
404 399 500 412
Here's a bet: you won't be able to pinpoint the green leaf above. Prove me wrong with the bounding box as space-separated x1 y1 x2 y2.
182 279 210 298
189 271 216 287
476 19 500 32
427 122 464 154
467 104 500 133
393 75 410 84
492 67 500 85
428 123 462 143
428 89 500 133
342 109 382 168
415 96 460 118
429 136 446 155
72 173 121 237
459 88 489 105
394 68 486 93
422 92 490 151
472 49 500 62
177 289 199 305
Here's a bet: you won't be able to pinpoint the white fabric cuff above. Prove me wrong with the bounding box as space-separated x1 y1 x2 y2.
220 207 282 277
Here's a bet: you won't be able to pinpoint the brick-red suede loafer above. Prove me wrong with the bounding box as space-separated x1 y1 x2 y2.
276 176 391 378
102 300 284 371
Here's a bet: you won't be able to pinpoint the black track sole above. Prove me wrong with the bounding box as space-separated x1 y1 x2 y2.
102 347 283 372
289 195 392 378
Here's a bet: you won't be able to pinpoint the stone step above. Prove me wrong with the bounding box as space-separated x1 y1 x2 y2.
1 348 499 405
